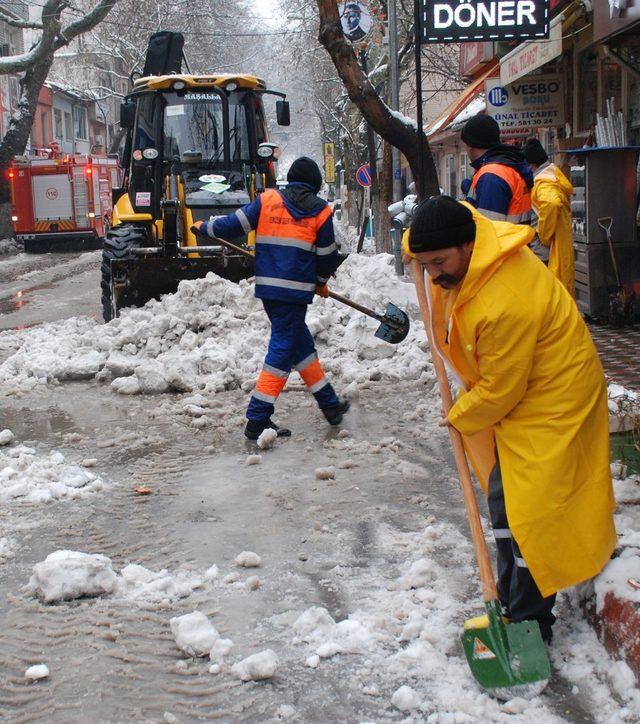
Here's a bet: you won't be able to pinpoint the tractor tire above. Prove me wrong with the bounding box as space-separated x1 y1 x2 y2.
101 225 147 322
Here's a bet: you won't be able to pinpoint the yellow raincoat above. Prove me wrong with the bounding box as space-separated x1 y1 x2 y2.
532 163 575 294
409 208 616 597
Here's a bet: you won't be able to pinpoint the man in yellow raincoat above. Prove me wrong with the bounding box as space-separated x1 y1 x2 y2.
523 138 575 294
405 196 616 643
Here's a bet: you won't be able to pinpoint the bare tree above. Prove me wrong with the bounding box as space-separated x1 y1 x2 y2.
315 0 439 199
0 0 118 238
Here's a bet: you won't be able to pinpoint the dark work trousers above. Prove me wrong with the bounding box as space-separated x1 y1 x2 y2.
488 454 556 642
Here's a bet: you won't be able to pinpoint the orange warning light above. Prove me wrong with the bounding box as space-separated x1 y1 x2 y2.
85 166 92 175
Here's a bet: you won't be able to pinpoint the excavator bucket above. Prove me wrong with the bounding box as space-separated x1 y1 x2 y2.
109 254 253 316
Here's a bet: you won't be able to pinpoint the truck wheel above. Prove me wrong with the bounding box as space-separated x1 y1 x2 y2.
101 225 147 322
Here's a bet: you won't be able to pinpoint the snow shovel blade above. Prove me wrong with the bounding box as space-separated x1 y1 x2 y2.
461 601 550 701
373 303 410 344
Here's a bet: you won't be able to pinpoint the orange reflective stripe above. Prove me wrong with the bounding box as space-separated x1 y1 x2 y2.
298 358 325 387
255 369 287 397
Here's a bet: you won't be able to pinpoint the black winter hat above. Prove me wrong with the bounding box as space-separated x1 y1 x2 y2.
287 156 323 194
409 195 476 253
523 138 548 166
461 113 500 149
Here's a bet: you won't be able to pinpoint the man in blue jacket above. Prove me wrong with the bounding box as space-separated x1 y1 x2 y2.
193 157 349 440
461 114 533 224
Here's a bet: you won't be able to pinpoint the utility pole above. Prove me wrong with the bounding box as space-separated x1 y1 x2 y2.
388 0 402 204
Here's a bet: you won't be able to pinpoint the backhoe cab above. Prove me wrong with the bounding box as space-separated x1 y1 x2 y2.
102 31 290 321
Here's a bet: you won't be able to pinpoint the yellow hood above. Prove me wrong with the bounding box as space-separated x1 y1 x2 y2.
534 163 573 200
455 202 535 307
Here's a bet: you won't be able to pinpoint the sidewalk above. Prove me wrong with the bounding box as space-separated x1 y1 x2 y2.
589 322 640 392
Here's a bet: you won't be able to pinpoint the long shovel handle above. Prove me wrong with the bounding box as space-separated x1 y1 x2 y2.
194 228 385 323
411 259 499 603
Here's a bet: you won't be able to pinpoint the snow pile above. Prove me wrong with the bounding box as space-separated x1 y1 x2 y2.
0 238 21 256
115 564 204 604
24 664 49 681
595 550 640 611
608 383 640 421
170 611 219 657
232 649 278 681
0 254 429 396
292 606 377 659
0 443 104 504
28 550 118 603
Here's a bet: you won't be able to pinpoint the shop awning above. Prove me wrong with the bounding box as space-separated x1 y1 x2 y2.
426 61 499 137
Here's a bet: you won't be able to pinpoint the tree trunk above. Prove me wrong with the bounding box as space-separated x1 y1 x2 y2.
377 141 393 253
316 0 439 200
0 51 55 239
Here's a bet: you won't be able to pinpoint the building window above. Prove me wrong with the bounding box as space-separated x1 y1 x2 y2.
54 108 64 140
74 106 88 140
64 111 73 141
41 112 49 145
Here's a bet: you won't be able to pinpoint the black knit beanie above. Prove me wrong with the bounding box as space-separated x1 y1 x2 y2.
409 196 476 253
287 156 323 194
523 138 548 166
461 113 500 149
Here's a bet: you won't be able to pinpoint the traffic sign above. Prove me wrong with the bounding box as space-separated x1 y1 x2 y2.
356 164 372 188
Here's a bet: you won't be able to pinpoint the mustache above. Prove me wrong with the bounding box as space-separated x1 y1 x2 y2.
434 274 458 286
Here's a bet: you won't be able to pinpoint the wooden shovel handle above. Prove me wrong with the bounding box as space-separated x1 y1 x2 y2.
411 260 499 603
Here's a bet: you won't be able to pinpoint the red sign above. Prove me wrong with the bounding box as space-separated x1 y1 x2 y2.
459 42 493 76
45 187 58 200
356 164 372 188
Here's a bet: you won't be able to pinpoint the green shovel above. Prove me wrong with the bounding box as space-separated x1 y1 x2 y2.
412 260 550 700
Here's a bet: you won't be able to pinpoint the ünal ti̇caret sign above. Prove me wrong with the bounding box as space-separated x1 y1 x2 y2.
419 0 550 44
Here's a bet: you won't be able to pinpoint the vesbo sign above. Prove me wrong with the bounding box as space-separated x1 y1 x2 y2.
420 0 550 44
485 74 564 130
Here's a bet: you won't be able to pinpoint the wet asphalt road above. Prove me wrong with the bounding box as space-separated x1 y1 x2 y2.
0 249 609 722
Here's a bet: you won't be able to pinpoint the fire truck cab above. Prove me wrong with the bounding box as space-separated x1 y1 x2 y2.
9 152 120 252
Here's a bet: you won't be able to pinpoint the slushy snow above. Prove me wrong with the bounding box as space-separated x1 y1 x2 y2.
1 444 104 504
0 255 429 397
232 649 279 681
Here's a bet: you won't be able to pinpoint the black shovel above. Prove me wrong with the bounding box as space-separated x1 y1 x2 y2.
190 227 410 344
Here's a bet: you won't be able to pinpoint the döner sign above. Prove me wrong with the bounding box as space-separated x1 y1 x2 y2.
420 0 550 43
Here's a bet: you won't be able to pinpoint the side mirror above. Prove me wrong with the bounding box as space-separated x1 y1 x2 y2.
257 142 281 161
276 100 290 127
119 101 136 129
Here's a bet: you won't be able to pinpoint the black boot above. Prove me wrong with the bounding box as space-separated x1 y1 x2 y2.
244 418 292 440
322 399 350 426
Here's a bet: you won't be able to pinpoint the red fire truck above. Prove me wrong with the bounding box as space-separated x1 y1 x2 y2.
9 152 120 252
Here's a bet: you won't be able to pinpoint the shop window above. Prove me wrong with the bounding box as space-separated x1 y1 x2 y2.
460 152 473 188
445 155 456 197
74 106 88 140
602 60 623 118
578 50 598 134
54 108 64 140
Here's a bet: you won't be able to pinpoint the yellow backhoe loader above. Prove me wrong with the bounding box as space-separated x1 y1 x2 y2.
102 31 290 320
